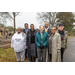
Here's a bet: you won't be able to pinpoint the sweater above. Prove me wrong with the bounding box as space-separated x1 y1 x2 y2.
11 32 27 52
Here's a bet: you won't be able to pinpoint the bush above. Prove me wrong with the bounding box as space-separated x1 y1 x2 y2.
68 32 73 36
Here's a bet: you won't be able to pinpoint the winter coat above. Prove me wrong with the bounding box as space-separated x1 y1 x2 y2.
56 30 68 49
44 28 51 34
26 29 37 59
35 31 48 49
46 32 61 62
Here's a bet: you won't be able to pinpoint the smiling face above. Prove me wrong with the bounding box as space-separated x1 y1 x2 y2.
58 26 64 31
25 24 28 29
51 27 56 34
30 25 34 30
39 26 44 33
45 23 49 28
39 26 44 31
17 28 22 34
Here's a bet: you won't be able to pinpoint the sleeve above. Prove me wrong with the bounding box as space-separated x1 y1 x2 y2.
24 34 27 49
35 33 40 47
43 33 48 46
65 33 68 49
26 32 28 46
11 36 14 48
56 34 61 50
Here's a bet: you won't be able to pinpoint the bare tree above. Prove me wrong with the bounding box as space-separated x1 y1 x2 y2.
36 12 57 28
0 12 20 33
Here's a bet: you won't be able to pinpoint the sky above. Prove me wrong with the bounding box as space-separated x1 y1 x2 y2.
6 12 75 29
6 12 40 29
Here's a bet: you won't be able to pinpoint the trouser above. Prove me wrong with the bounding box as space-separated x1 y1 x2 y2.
61 48 65 62
31 56 36 62
37 48 46 62
15 50 25 62
25 49 27 58
48 54 52 62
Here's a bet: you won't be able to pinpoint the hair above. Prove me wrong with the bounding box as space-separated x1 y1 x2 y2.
30 24 34 27
51 26 56 29
39 25 44 29
17 27 22 30
24 23 28 26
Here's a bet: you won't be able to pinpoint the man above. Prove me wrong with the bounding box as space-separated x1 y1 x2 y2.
35 25 48 62
11 27 26 62
26 24 37 62
22 23 29 59
44 22 51 34
57 24 68 62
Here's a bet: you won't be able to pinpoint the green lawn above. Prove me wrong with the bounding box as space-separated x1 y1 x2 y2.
68 36 75 38
0 48 17 62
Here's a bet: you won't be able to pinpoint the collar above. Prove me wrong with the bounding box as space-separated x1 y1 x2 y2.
45 27 49 30
58 30 64 32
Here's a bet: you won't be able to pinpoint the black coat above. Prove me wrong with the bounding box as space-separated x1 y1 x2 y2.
44 28 51 34
26 29 37 60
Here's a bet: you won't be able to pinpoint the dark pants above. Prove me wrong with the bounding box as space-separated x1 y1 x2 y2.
61 48 65 62
25 49 27 58
37 48 46 62
31 56 36 62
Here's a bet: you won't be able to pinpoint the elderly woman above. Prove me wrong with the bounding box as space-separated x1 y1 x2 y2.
46 26 61 62
11 27 27 62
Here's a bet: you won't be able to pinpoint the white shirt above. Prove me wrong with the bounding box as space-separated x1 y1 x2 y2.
11 32 26 52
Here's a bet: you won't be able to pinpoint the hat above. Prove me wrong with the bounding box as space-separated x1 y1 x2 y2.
59 24 64 27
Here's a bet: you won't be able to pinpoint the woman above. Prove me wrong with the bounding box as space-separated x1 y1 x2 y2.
26 24 37 62
46 26 61 62
11 27 26 62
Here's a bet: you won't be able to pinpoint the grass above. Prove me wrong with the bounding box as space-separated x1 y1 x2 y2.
0 48 28 62
0 48 17 62
68 36 75 38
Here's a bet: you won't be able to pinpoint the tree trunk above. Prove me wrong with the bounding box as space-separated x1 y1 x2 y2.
13 12 16 33
49 12 51 29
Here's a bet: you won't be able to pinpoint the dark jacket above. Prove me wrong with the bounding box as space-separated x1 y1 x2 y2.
22 28 29 34
26 29 37 59
44 28 51 34
47 29 51 34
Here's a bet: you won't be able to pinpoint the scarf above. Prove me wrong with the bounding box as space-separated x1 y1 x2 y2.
58 30 65 41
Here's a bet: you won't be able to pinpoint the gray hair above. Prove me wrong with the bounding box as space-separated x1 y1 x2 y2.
39 25 44 29
17 27 22 30
51 26 56 29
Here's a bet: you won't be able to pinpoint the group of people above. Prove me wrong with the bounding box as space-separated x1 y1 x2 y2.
11 23 68 62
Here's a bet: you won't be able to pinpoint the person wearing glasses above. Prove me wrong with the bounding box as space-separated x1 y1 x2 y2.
46 26 61 62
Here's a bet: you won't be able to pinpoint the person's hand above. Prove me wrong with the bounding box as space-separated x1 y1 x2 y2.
39 45 44 49
65 48 67 50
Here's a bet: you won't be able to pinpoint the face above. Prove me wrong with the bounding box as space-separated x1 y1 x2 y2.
58 26 64 31
45 23 49 28
25 24 28 29
18 28 22 33
51 27 56 34
30 25 34 30
39 26 44 31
